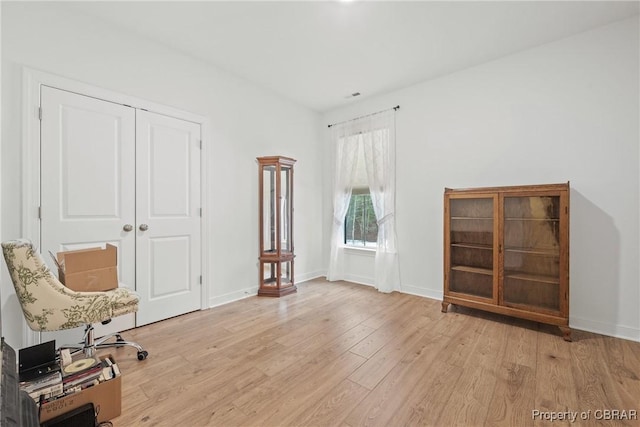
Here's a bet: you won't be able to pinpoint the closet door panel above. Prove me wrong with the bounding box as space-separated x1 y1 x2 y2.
41 87 136 252
135 110 202 326
40 86 137 341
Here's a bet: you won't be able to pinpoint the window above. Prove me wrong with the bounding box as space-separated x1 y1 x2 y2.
344 189 378 248
342 140 377 248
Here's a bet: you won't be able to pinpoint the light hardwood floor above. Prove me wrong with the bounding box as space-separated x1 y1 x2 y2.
107 279 640 426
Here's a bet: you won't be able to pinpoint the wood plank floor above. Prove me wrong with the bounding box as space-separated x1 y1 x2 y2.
106 279 640 426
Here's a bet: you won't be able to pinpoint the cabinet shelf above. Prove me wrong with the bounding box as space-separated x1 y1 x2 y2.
505 218 559 222
504 247 559 256
504 300 560 315
451 265 493 276
505 271 559 285
443 183 570 341
451 217 493 220
451 243 493 250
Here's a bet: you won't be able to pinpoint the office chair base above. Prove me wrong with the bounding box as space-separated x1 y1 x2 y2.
61 325 148 361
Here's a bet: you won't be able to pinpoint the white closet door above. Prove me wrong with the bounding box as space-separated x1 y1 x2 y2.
135 110 202 326
40 86 137 342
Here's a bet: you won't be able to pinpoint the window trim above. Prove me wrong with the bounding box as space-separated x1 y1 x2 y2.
344 246 376 256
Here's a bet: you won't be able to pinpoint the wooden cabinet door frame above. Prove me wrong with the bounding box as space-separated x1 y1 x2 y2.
497 188 569 319
444 192 499 305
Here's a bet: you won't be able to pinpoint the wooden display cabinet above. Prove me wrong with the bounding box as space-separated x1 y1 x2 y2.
442 183 570 340
257 156 296 297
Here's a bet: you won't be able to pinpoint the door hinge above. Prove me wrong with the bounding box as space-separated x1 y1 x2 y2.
199 275 202 285
38 206 41 220
199 208 202 217
199 140 203 149
38 107 42 121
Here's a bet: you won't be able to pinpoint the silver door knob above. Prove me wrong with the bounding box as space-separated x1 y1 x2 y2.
139 224 149 231
123 224 133 232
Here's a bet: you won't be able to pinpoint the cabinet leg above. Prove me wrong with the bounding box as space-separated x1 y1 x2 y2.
559 326 572 342
441 302 450 313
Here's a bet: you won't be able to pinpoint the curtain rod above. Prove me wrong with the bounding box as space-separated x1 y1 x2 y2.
327 105 400 128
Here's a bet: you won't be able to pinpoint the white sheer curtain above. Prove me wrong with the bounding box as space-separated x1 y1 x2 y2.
326 131 359 281
362 111 399 292
327 110 400 293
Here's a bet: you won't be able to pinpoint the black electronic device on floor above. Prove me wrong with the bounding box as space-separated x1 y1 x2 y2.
18 340 60 382
40 402 97 427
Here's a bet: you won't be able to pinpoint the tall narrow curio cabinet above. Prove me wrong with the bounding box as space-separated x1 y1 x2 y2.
442 183 570 341
258 156 296 297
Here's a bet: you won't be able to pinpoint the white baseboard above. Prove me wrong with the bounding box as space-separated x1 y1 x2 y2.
570 316 640 342
208 286 258 308
297 270 325 283
400 283 443 301
343 274 375 287
207 270 327 308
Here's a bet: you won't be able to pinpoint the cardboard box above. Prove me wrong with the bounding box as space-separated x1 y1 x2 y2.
40 356 122 424
57 245 118 291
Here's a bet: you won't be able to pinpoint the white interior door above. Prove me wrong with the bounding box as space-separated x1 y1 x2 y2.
135 110 202 326
40 86 137 343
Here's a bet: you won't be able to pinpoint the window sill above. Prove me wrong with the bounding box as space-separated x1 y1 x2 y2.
344 246 376 256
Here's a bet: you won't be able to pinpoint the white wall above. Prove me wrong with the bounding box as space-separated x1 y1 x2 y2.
1 3 324 349
323 17 640 341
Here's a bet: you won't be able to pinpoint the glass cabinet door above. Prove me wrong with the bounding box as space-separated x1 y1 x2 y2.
448 196 496 300
263 261 277 284
502 196 561 312
280 166 292 253
262 165 277 254
280 260 292 284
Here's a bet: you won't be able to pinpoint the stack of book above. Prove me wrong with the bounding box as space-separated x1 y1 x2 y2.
20 371 63 402
61 355 104 394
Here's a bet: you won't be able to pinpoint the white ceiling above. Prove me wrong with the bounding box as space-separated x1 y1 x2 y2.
65 1 639 112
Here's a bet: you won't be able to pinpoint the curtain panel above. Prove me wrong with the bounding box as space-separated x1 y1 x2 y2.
327 110 400 293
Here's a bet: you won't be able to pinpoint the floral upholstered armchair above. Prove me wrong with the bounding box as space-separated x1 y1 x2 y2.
2 239 148 360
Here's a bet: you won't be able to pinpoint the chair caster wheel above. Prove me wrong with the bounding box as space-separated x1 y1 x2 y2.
137 351 148 360
116 334 125 342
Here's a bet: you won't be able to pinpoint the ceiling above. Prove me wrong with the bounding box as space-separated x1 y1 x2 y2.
64 1 639 112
